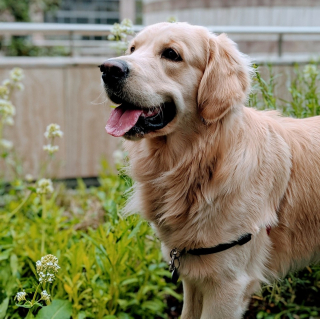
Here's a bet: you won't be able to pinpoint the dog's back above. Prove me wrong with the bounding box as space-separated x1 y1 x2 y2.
264 112 320 276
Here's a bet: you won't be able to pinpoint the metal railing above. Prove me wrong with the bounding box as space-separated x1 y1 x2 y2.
0 23 320 63
206 26 320 58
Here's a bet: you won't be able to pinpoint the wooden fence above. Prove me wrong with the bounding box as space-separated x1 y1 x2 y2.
1 60 119 179
0 60 302 179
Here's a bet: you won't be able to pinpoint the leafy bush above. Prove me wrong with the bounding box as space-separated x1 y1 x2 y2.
2 38 69 57
0 0 65 57
0 171 181 319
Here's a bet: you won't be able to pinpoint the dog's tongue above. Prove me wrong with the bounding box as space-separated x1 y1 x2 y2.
106 106 143 137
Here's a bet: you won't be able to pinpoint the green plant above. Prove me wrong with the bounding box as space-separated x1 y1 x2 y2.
0 0 66 57
0 67 24 180
14 254 64 319
250 63 320 118
108 19 134 54
0 0 61 22
0 173 180 318
3 38 69 57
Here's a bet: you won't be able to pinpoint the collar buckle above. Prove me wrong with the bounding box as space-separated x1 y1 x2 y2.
169 248 182 284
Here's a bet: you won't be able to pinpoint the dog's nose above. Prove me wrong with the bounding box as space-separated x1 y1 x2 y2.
100 60 129 84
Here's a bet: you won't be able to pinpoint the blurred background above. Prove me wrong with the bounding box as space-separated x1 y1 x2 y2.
0 0 320 179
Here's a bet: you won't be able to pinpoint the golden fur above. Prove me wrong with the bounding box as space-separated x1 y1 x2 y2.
109 22 320 318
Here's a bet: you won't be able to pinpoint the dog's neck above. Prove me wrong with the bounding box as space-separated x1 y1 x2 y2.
123 109 248 250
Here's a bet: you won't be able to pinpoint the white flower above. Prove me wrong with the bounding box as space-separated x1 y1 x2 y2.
36 254 60 283
40 290 51 301
43 144 59 155
108 34 115 41
44 123 63 139
36 178 54 195
0 85 9 99
15 290 27 302
167 16 178 23
121 18 133 28
25 174 33 182
3 116 14 125
0 99 16 118
0 139 13 150
113 149 126 165
2 79 11 87
10 67 24 82
109 19 134 43
16 83 24 91
303 64 319 80
120 33 127 40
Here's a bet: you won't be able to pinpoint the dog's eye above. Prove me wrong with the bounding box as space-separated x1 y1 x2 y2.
130 46 135 53
162 48 182 61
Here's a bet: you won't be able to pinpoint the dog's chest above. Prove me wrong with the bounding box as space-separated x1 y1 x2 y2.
141 164 206 217
137 161 221 248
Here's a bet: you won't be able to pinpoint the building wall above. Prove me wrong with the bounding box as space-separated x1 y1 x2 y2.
45 0 120 24
143 0 320 26
45 0 140 25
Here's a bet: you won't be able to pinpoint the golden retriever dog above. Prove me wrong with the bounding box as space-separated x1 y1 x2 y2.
101 22 320 318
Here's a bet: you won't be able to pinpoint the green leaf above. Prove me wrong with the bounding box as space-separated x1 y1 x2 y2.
78 312 86 319
0 249 12 261
26 311 35 319
16 304 32 309
256 311 266 319
141 300 163 312
10 253 18 276
120 278 139 286
0 298 9 319
128 220 143 239
35 300 72 319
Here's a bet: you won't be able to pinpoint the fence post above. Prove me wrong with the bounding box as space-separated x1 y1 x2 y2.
69 31 75 57
278 33 283 57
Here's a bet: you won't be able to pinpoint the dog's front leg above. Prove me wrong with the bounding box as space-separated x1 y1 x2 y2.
199 276 251 319
180 278 203 319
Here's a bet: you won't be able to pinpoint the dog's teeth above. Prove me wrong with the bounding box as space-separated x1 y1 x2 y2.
147 110 153 116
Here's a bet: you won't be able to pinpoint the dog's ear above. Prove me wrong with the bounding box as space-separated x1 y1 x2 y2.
197 33 251 122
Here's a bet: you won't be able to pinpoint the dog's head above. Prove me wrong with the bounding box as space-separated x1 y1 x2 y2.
102 22 251 140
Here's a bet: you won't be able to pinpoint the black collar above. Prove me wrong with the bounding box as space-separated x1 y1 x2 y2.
169 233 252 283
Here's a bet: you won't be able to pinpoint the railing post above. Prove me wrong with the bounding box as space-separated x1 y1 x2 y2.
69 31 75 57
278 33 283 57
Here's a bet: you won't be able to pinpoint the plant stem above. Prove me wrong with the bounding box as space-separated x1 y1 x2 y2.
41 194 47 255
30 283 41 306
7 191 32 220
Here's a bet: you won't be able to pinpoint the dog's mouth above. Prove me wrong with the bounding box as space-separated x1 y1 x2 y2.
105 99 176 138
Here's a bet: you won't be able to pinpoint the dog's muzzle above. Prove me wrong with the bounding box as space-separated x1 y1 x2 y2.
100 59 177 139
100 59 129 86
